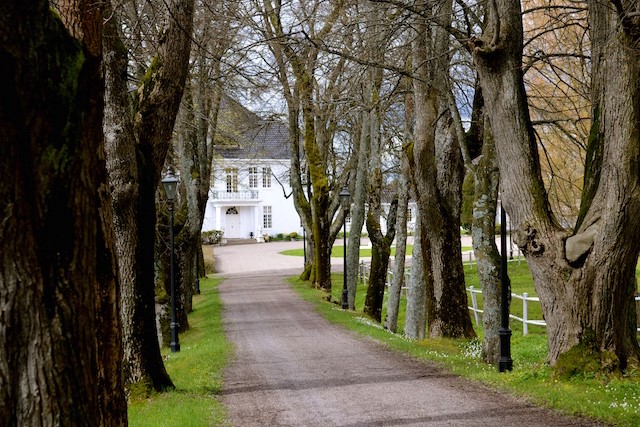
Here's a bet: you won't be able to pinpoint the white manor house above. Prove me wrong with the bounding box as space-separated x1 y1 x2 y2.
202 98 300 241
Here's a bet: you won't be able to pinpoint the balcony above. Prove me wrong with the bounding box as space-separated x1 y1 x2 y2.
211 190 259 201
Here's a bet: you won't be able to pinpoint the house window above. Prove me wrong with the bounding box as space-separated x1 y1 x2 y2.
407 207 413 223
262 167 272 188
263 206 272 229
248 166 258 188
225 168 238 192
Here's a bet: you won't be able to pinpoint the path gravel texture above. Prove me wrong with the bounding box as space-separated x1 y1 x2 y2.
216 241 604 426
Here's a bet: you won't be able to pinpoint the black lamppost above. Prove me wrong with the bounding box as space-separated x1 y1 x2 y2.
162 169 180 353
339 187 351 309
194 252 200 295
499 202 513 371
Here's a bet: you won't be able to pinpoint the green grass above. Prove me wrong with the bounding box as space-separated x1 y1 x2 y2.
287 263 640 427
128 277 232 427
280 245 473 258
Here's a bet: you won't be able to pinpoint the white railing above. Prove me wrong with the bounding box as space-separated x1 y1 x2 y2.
211 190 259 200
358 261 640 336
466 287 546 336
359 261 409 295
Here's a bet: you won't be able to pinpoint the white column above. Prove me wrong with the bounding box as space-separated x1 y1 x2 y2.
215 206 221 230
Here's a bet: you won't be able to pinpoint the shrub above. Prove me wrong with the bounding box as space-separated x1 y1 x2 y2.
289 232 299 240
201 230 223 245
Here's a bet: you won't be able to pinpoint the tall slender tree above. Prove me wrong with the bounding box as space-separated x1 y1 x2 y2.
103 0 195 393
255 0 349 292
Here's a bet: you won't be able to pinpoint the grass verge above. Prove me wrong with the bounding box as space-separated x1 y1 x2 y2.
288 269 640 427
128 276 232 427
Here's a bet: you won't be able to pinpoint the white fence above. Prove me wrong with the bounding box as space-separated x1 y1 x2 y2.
467 289 640 335
466 286 546 335
359 261 640 335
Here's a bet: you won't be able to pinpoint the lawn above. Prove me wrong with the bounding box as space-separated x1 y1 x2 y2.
128 277 231 426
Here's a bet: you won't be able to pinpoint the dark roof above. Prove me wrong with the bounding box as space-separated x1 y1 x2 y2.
214 96 290 160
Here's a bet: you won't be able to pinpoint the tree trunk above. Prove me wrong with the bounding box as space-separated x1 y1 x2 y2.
103 7 173 392
346 114 369 309
103 0 195 393
172 5 227 321
405 213 428 339
386 163 409 332
411 0 475 339
1 1 125 423
260 2 346 293
471 0 640 368
364 190 397 322
470 117 502 364
364 71 396 321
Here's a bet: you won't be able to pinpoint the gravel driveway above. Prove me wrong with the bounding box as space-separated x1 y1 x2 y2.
216 242 603 426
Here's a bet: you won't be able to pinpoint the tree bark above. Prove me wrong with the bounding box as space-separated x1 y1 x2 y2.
103 0 195 392
412 0 475 339
385 164 409 332
346 114 369 309
364 177 398 321
405 212 428 339
1 0 125 423
470 117 502 364
471 0 640 368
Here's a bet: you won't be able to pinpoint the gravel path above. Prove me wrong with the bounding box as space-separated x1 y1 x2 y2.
217 276 604 425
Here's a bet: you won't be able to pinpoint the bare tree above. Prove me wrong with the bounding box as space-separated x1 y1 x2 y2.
253 0 350 292
103 0 195 393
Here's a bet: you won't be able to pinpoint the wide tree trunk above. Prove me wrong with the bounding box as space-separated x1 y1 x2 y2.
1 1 125 423
471 0 640 368
411 0 475 339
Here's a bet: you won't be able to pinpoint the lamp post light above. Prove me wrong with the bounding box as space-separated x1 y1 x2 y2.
339 186 351 310
162 169 180 353
499 202 513 372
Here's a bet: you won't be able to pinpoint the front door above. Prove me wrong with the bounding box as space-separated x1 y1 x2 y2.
225 207 241 238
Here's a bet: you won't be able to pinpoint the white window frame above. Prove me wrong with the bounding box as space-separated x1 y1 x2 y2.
248 166 259 188
225 168 238 192
262 167 272 188
263 205 272 229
